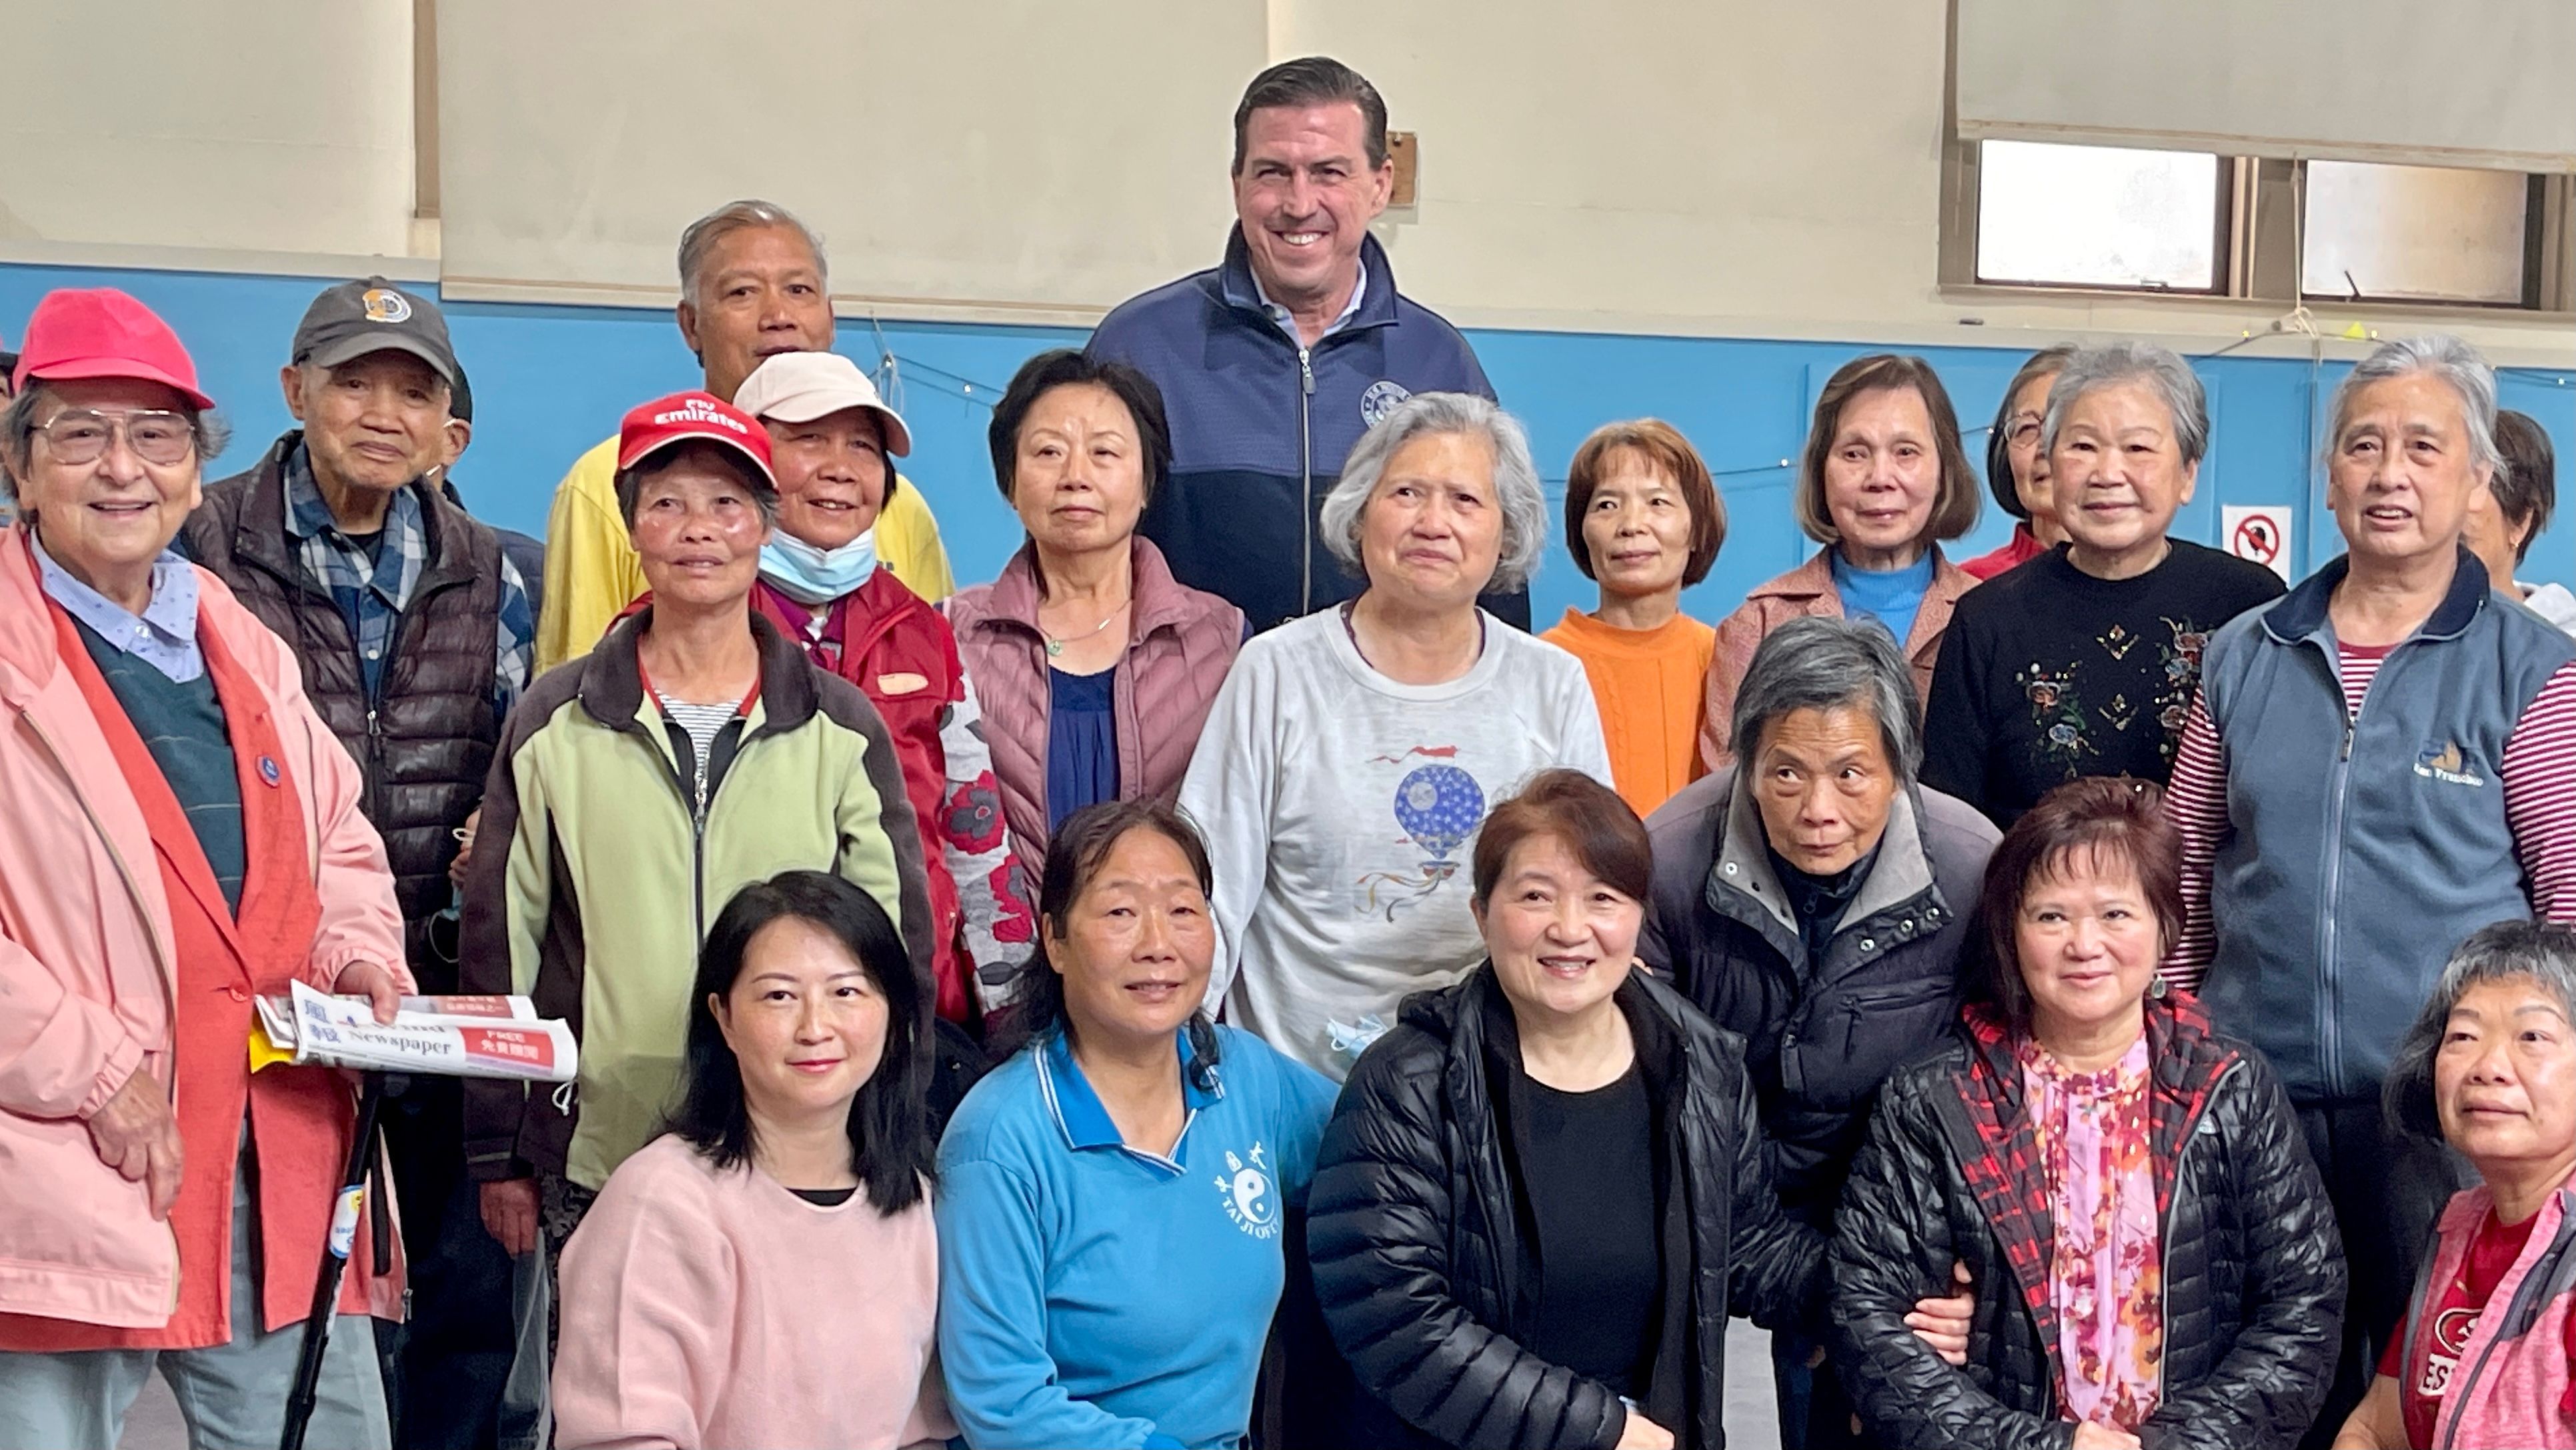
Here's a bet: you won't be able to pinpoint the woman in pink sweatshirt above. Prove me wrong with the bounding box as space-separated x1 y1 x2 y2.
551 871 953 1450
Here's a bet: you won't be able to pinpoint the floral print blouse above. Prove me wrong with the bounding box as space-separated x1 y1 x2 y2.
2021 1033 2164 1431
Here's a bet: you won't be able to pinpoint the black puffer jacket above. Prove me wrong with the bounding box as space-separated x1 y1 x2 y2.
1832 995 2346 1450
1307 965 1820 1450
1641 768 1999 1227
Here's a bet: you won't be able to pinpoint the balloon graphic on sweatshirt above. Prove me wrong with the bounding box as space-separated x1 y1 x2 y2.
1358 755 1488 921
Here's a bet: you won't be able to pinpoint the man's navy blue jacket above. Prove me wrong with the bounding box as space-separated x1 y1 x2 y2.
1088 229 1518 632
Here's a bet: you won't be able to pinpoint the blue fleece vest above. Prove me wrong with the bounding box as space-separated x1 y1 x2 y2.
2197 547 2576 1103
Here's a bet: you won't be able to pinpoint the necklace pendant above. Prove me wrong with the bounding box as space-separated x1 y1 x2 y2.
1046 639 1064 658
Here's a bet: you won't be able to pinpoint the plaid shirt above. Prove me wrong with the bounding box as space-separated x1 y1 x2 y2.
283 444 534 721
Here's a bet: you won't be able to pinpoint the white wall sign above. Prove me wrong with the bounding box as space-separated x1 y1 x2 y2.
2223 505 2295 583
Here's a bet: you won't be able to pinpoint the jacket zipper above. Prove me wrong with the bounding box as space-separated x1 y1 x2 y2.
17 704 186 1306
1298 345 1316 617
2315 635 2396 1100
2437 1206 2576 1448
2157 1055 2242 1347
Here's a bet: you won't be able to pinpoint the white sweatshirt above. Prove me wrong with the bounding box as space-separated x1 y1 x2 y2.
1180 608 1614 1079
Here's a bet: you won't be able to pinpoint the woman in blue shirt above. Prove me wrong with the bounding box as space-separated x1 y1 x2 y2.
936 797 1339 1449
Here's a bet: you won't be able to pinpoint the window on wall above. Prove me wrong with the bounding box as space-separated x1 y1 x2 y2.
1945 140 2576 312
1974 141 2225 292
2302 161 2532 306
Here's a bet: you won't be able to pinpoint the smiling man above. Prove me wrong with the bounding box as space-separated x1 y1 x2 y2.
179 277 536 1450
1088 57 1510 633
534 201 954 671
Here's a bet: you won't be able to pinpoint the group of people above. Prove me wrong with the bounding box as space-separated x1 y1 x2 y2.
2 48 2575 1450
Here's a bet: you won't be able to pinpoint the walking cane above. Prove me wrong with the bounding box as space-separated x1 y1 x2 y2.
279 1071 401 1450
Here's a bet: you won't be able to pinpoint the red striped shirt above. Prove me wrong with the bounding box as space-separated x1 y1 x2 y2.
2163 654 2576 995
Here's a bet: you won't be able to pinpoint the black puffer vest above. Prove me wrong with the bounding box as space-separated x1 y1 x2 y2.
182 433 505 979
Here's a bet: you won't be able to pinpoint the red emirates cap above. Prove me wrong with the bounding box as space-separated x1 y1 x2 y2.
13 288 213 409
615 389 776 487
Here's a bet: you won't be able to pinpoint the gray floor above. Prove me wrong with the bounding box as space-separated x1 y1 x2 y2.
119 1321 1783 1450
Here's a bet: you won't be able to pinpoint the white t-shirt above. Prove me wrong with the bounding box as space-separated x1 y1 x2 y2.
1180 607 1614 1079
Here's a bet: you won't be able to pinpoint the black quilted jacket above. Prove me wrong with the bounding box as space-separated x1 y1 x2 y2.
1307 965 1822 1450
1831 995 2346 1450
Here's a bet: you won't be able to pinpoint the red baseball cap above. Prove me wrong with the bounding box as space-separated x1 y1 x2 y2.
615 390 776 487
13 288 213 409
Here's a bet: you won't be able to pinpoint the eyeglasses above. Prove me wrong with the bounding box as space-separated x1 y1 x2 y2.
2005 414 2045 449
37 409 198 467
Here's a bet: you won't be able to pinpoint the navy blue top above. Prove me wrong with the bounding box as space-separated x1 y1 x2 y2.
1046 666 1120 833
70 615 248 913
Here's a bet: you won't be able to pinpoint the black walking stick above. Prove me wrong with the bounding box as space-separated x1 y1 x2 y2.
279 1071 401 1450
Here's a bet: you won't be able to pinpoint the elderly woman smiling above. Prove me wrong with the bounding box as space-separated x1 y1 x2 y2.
1836 778 2345 1450
1923 342 2282 827
1700 353 1983 767
2338 921 2576 1450
1180 391 1612 1080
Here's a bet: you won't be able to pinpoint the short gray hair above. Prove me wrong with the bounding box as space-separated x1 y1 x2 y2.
677 200 828 309
1320 392 1547 593
2326 333 2501 475
1 381 229 511
1730 615 1922 777
2042 341 2210 467
2385 919 2576 1141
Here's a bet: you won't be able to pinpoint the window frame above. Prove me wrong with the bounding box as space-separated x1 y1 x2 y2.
1939 136 2576 316
1960 139 2236 297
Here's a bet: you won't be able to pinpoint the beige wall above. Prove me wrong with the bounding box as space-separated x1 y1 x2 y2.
1 0 2567 362
0 1 419 262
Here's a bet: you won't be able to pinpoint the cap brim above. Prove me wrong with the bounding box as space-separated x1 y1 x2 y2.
24 355 214 411
301 333 459 389
750 395 914 457
618 427 779 489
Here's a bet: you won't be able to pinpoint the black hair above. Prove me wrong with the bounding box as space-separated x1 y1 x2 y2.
997 798 1222 1089
665 870 932 1214
986 349 1173 514
1232 57 1390 173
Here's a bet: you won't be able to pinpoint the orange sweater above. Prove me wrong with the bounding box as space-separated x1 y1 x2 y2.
1541 608 1716 817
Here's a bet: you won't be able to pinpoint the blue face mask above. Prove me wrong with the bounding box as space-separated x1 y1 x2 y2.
759 527 878 605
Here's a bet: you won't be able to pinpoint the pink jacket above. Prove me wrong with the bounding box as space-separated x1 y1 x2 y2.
0 525 409 1328
944 537 1242 879
1698 545 1977 768
2411 1176 2576 1449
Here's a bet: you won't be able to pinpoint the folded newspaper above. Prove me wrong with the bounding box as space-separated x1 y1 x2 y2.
251 979 577 1082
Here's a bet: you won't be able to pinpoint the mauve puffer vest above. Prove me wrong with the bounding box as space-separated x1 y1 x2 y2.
944 536 1242 879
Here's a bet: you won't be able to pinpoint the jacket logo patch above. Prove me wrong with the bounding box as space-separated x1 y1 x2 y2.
1360 379 1412 427
874 671 930 695
2415 739 2486 787
1216 1142 1279 1239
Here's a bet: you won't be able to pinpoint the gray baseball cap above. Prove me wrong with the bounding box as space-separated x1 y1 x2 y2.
290 277 458 388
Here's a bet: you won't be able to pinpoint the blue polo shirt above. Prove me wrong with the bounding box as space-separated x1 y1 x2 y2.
936 1025 1338 1449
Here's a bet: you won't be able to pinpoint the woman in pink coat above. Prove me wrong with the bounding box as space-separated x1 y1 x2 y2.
0 289 410 1450
1699 353 1981 768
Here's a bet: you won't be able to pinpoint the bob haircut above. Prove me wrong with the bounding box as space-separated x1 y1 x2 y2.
1318 391 1549 593
1470 769 1652 907
2493 408 2557 566
1984 345 2076 521
1793 353 1981 549
2384 919 2576 1141
986 349 1174 509
1974 777 2185 1037
1560 419 1727 587
999 797 1224 1081
666 870 932 1215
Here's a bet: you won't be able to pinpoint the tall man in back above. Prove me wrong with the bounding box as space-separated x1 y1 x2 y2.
535 200 954 670
1088 57 1512 631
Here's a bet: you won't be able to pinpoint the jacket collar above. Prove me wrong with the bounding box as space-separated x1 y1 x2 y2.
1705 767 1943 953
574 605 819 738
229 430 469 597
1216 227 1402 335
2259 543 2490 647
1960 988 2233 1107
1746 545 1972 615
0 525 59 705
971 535 1219 644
